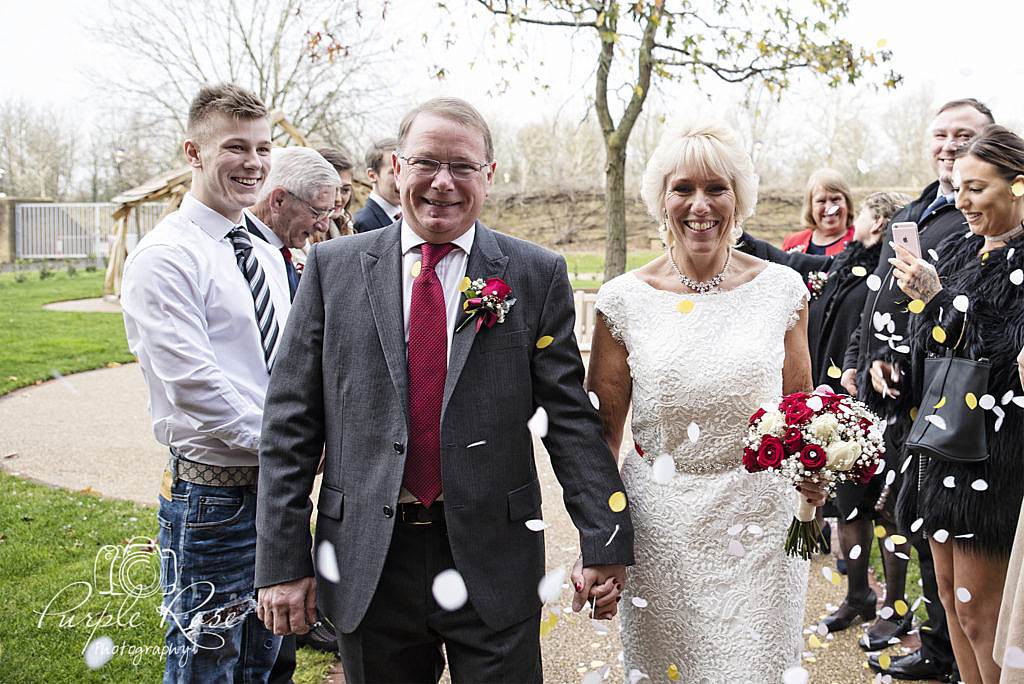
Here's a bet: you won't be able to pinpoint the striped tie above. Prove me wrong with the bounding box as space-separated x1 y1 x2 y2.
227 227 280 372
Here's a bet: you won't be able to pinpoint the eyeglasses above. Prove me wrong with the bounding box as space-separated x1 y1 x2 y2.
286 190 333 222
398 156 490 180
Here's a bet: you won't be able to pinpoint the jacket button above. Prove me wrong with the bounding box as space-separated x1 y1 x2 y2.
393 442 404 453
383 505 394 518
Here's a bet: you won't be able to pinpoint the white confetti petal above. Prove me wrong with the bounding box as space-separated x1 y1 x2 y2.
849 544 862 560
467 440 487 448
1003 390 1015 405
893 345 911 354
588 391 600 410
846 507 859 521
857 158 871 174
876 458 886 473
928 248 940 262
433 569 469 610
687 421 700 443
980 394 996 410
895 552 911 560
317 541 341 583
806 396 824 412
866 274 882 291
956 586 973 603
885 469 896 486
1011 269 1024 286
1004 645 1024 669
821 566 834 582
953 295 970 313
884 538 895 553
873 312 886 332
1009 247 1017 260
582 668 604 684
825 204 841 216
901 455 914 474
630 596 649 608
1015 396 1024 408
747 524 764 536
995 405 1006 432
728 539 746 557
651 454 675 484
84 636 115 670
816 622 828 637
879 606 894 620
971 479 989 492
628 669 650 684
933 529 950 543
943 475 956 488
525 519 550 531
956 533 975 539
604 524 621 547
925 414 947 430
527 407 549 438
911 518 924 533
727 523 744 536
538 566 565 603
783 666 810 684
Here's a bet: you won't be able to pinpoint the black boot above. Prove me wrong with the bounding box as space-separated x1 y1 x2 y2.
868 649 953 681
860 610 913 651
821 589 876 633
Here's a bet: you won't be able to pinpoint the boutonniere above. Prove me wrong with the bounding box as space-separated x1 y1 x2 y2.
806 271 829 300
455 277 516 333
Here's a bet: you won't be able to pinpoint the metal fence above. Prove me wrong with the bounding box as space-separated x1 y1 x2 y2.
14 202 165 259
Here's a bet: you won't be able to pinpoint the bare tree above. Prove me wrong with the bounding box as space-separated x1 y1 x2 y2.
0 101 78 200
463 0 900 279
93 0 393 156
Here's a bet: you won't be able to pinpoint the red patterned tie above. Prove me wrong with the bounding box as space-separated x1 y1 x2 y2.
404 242 455 506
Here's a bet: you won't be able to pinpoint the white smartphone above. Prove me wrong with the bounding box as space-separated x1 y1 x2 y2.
891 221 922 259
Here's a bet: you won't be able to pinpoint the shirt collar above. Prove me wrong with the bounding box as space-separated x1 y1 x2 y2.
179 193 243 241
369 191 402 219
242 209 284 249
401 221 476 258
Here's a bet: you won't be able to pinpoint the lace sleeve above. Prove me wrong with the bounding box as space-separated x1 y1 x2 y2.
595 278 628 345
780 266 810 331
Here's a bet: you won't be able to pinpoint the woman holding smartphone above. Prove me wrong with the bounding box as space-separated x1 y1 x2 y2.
891 124 1024 682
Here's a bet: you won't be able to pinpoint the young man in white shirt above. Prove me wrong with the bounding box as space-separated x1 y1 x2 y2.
121 83 293 682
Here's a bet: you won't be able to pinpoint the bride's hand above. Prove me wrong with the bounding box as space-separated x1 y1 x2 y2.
796 480 828 507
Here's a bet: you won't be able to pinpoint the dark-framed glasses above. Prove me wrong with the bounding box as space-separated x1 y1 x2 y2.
286 189 333 222
398 155 490 180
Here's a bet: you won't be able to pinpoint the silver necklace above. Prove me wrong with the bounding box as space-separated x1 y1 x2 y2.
986 221 1024 244
666 246 732 294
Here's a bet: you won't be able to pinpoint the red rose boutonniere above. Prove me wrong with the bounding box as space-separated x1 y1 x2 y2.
455 277 516 333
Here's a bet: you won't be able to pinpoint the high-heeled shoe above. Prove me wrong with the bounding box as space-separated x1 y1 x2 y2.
821 589 876 633
860 610 914 651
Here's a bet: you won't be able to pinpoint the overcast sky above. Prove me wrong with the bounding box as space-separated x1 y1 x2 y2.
3 0 1023 138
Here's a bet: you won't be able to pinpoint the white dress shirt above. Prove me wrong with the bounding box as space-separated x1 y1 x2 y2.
369 191 402 221
121 193 292 467
401 221 475 362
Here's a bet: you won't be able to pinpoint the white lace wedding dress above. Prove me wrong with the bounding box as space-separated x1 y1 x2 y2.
596 263 811 683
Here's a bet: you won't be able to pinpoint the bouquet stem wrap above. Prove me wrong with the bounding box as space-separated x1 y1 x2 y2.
785 497 823 560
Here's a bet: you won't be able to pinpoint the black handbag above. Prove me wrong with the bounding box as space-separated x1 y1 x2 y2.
905 348 991 463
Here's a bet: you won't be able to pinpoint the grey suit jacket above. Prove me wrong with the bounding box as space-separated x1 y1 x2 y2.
255 222 634 633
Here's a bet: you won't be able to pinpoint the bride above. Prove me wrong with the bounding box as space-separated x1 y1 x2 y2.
576 120 827 681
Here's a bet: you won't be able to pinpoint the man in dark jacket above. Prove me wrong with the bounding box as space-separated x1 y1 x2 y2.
735 230 831 277
842 98 994 682
353 138 402 233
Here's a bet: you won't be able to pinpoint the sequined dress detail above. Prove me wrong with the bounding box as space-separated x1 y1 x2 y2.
595 264 810 683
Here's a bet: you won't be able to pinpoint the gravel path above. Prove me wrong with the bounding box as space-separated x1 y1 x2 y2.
1 365 904 683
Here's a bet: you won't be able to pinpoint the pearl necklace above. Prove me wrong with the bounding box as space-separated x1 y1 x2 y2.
666 246 732 294
985 221 1024 244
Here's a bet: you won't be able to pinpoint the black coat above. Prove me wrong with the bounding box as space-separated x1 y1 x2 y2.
899 231 1024 555
352 197 394 233
808 240 883 391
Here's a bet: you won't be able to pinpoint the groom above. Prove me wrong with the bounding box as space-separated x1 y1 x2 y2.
255 97 634 682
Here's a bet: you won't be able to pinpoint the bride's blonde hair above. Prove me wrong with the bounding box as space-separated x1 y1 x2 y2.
640 118 758 247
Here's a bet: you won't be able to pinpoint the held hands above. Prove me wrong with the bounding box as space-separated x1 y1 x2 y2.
840 368 858 396
869 360 901 399
796 479 828 507
570 557 626 620
889 243 942 303
257 576 317 636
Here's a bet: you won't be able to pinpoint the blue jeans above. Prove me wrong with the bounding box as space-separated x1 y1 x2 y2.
158 475 281 683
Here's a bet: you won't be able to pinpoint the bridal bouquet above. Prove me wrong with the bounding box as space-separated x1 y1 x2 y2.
742 389 885 559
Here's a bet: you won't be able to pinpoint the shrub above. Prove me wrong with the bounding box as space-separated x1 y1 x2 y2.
66 261 77 277
38 265 53 280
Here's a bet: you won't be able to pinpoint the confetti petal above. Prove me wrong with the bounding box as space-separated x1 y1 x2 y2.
890 534 908 545
827 364 842 379
971 479 989 491
459 276 471 292
825 204 840 217
317 541 341 583
966 392 978 409
956 586 973 603
894 599 909 616
953 295 970 313
1003 390 1015 405
849 544 862 560
925 414 947 430
851 265 868 277
879 652 892 670
866 274 882 291
782 666 809 684
879 606 894 620
943 476 956 488
85 636 115 670
628 669 651 684
874 525 887 538
806 396 824 412
525 519 550 531
677 300 695 314
412 260 422 277
588 391 600 410
857 159 871 174
933 529 949 543
1012 269 1024 286
727 523 744 536
527 407 549 438
686 421 700 443
933 396 946 409
604 524 621 547
630 596 649 608
846 508 859 521
537 566 565 603
535 335 554 349
928 248 940 262
433 569 469 610
995 405 1006 432
885 469 896 486
908 299 925 314
608 491 627 512
727 539 745 557
651 454 675 484
980 394 996 410
667 663 681 681
747 524 764 536
911 518 924 533
467 440 486 448
932 326 947 344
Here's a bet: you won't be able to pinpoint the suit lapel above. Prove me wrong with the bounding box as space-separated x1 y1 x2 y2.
361 226 409 416
441 223 508 421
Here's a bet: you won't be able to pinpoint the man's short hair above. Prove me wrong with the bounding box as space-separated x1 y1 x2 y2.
936 98 995 124
318 148 353 174
364 138 398 175
187 83 268 146
256 147 339 205
397 98 494 163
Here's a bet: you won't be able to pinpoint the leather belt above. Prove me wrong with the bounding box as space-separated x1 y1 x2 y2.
169 449 258 488
397 502 445 526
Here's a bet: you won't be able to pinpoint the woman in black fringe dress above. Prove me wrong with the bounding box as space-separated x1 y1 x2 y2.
891 124 1024 683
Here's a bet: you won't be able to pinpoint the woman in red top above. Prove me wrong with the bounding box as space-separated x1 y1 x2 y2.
782 168 855 255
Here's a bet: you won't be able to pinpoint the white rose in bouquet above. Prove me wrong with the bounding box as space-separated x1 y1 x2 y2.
825 440 862 470
756 410 786 437
808 414 839 441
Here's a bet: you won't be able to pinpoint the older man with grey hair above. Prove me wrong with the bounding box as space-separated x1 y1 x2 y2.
245 146 339 301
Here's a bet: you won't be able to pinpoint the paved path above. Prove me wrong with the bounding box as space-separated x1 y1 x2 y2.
1 365 906 682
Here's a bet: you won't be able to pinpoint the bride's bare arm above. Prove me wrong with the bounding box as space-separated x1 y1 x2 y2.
782 304 813 396
586 314 632 465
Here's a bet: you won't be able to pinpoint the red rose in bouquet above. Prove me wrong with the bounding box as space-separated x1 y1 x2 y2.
784 402 815 425
799 444 827 470
782 427 805 454
756 435 785 469
748 407 766 426
742 447 761 473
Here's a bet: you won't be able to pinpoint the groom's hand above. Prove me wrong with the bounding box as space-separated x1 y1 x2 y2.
571 558 626 619
257 576 317 636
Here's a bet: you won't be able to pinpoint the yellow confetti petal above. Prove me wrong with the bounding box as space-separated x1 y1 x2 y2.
879 652 891 670
877 38 887 48
412 261 422 277
831 571 841 586
894 599 909 616
459 276 471 292
874 525 887 539
667 663 681 681
809 634 823 648
608 491 627 512
982 251 991 262
463 300 470 310
933 396 946 409
910 406 918 421
851 266 868 277
536 335 554 349
966 392 978 409
827 364 842 379
890 534 908 545
1014 180 1024 197
932 326 947 344
908 299 925 314
677 300 695 314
